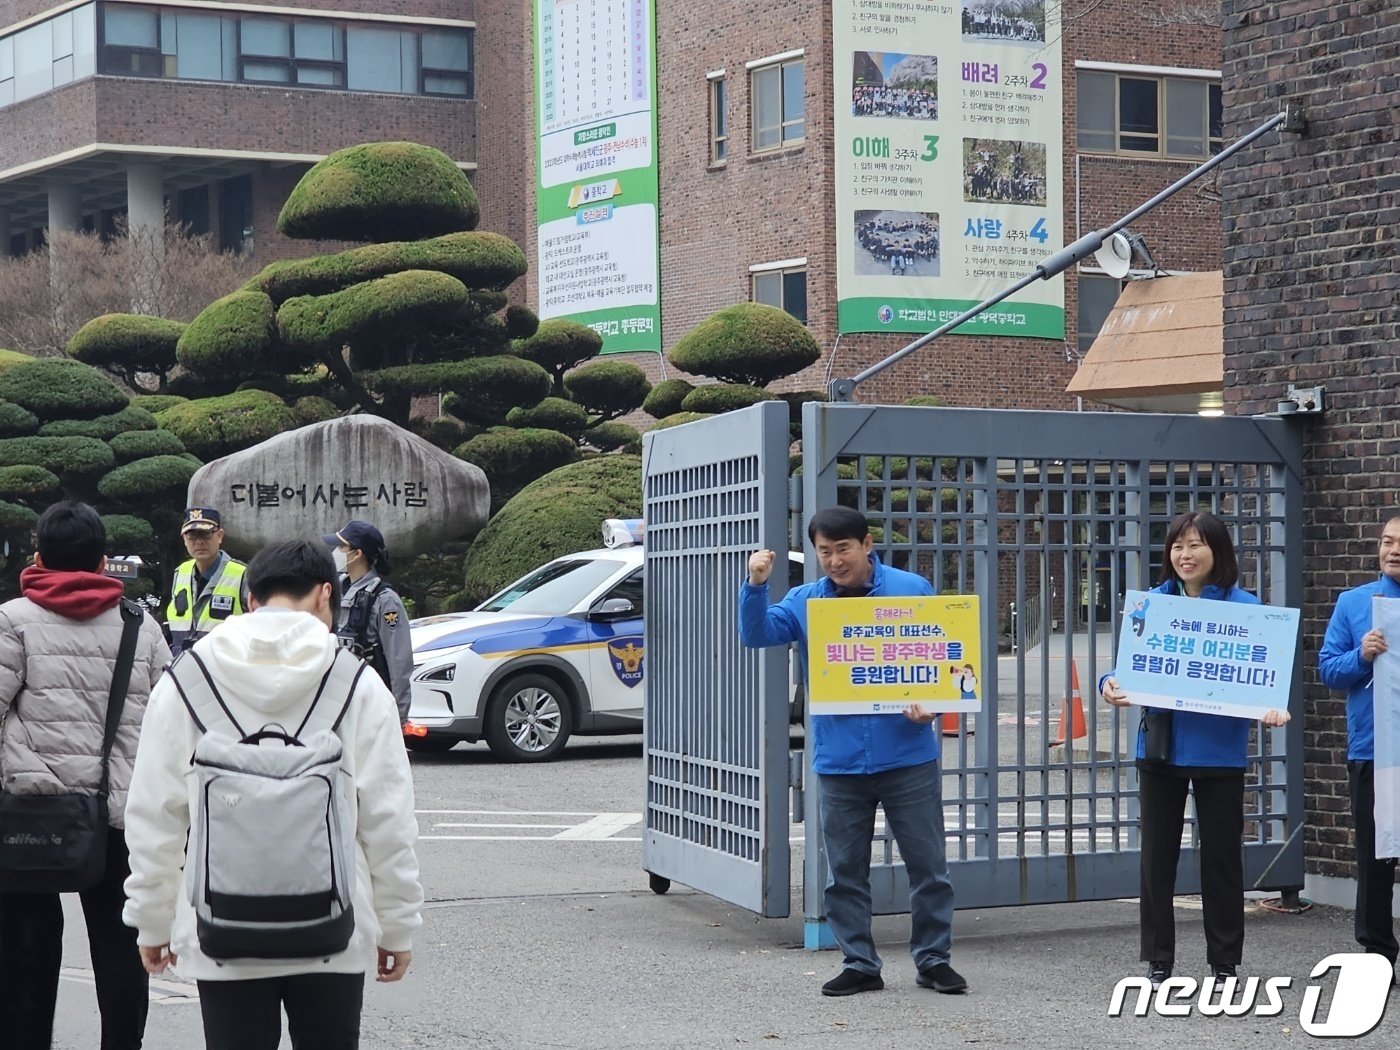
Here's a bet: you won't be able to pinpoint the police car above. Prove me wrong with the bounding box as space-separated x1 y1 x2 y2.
405 525 804 762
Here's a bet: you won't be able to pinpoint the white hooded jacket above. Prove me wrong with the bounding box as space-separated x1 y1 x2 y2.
122 607 423 981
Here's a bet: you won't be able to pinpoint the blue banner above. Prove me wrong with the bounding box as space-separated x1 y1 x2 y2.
1373 598 1400 858
1113 589 1299 719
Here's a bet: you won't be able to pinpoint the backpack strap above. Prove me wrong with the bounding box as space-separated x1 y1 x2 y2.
168 649 247 739
294 649 368 739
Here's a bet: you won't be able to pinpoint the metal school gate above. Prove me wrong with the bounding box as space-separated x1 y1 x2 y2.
641 402 1304 937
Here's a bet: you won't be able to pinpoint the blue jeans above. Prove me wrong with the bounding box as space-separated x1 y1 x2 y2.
818 759 955 975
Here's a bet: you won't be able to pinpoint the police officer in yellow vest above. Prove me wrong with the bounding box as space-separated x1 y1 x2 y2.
165 507 249 653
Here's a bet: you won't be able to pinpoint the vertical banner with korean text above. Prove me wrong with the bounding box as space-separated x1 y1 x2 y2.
1373 598 1400 858
534 0 660 353
833 0 1064 338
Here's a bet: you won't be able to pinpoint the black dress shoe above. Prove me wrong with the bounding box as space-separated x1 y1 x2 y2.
821 968 885 997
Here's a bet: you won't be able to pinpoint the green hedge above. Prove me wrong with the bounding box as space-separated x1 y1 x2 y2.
246 231 528 303
505 396 589 438
0 435 115 475
101 513 155 552
0 349 32 373
129 394 188 414
39 406 159 440
504 304 540 340
581 422 641 453
0 499 39 532
155 390 300 460
277 270 469 352
669 303 821 386
0 464 61 499
0 358 129 420
454 427 579 502
563 361 651 419
98 454 200 502
277 142 481 242
461 455 641 603
293 396 340 424
680 383 774 414
649 411 713 431
408 415 470 451
369 357 551 424
0 399 39 437
108 429 188 462
905 395 944 407
67 314 185 373
642 379 694 420
176 290 279 378
512 319 603 374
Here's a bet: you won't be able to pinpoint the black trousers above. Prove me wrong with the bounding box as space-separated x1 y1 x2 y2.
1138 765 1245 967
0 828 149 1050
198 972 365 1050
1348 760 1399 962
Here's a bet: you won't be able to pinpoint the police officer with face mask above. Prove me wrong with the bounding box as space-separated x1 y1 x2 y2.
323 520 413 725
165 507 249 652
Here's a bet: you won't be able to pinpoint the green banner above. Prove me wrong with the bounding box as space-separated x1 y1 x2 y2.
534 0 660 354
832 1 1065 339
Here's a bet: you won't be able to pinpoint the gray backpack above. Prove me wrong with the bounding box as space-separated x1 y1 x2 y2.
168 648 367 961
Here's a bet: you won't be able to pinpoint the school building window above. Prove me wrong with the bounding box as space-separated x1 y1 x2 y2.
1077 272 1124 355
1077 69 1221 159
751 260 807 325
709 75 728 164
750 54 804 152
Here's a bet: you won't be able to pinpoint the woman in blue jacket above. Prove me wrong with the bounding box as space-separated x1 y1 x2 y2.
1100 510 1290 992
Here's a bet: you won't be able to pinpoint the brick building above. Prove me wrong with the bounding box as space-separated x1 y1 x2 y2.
0 0 479 261
1220 0 1399 902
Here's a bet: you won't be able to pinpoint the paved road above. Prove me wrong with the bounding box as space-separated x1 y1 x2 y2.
52 735 1400 1048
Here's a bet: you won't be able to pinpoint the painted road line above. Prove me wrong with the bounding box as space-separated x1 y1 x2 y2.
431 822 574 829
61 967 198 1005
553 813 644 840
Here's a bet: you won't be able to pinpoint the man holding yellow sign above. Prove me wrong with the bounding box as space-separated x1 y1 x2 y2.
739 506 966 999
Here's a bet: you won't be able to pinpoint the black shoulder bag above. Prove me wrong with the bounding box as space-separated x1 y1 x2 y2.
0 598 144 892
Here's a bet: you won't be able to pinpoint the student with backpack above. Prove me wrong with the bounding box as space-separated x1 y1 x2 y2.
123 540 423 1050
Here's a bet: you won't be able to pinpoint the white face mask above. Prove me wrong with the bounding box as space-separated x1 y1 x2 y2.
333 548 349 573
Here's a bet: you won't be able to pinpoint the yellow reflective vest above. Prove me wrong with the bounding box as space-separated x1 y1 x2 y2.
165 551 248 652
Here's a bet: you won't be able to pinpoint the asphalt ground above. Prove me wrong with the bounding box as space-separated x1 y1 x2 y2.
50 733 1400 1049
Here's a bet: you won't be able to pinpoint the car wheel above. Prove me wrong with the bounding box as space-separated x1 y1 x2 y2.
483 673 574 762
405 736 458 753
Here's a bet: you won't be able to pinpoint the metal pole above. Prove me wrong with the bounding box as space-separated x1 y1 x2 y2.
830 109 1292 402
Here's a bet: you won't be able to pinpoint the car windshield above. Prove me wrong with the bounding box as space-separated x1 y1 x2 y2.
478 557 626 614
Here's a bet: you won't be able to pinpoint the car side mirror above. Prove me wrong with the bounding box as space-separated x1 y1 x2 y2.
593 597 637 617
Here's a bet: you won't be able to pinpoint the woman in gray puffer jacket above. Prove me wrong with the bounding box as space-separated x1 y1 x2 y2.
0 501 171 1050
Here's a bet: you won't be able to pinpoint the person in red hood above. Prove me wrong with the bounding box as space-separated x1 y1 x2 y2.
0 501 171 1050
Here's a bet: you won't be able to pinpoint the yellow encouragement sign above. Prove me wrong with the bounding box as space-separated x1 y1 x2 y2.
807 595 982 716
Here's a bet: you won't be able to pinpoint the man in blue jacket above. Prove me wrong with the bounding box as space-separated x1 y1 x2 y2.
740 506 965 997
1319 515 1400 970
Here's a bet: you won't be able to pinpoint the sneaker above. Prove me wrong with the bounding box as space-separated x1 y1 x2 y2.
821 968 884 997
1147 961 1172 988
915 961 969 994
1210 964 1237 993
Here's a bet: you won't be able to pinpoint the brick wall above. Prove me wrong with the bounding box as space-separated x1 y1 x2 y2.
1220 0 1400 879
474 0 532 303
1 0 471 34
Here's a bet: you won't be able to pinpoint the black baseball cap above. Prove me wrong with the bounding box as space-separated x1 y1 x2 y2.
323 519 385 557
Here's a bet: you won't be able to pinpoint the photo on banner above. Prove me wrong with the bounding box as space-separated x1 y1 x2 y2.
533 0 660 353
807 596 982 716
832 0 1064 338
1112 589 1300 720
1371 597 1400 858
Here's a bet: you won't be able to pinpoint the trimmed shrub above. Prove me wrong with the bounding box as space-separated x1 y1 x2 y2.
98 455 200 502
371 357 551 425
245 232 528 303
108 429 188 462
0 436 115 476
176 290 279 378
581 422 640 453
461 456 641 603
155 389 300 460
39 406 159 440
0 358 128 420
0 465 61 499
505 304 540 339
563 361 651 422
409 416 470 451
0 399 39 437
669 303 821 386
642 378 694 420
512 319 603 379
277 270 469 351
905 395 944 407
0 500 39 532
293 396 340 424
649 411 714 431
101 514 156 552
680 383 774 414
130 394 188 414
277 142 481 242
454 427 579 503
505 396 589 438
67 314 185 374
0 349 32 373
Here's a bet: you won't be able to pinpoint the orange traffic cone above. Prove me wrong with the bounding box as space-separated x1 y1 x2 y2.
1048 660 1087 747
940 711 961 736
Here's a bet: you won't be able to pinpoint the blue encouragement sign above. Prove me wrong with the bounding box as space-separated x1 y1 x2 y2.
1113 589 1300 720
